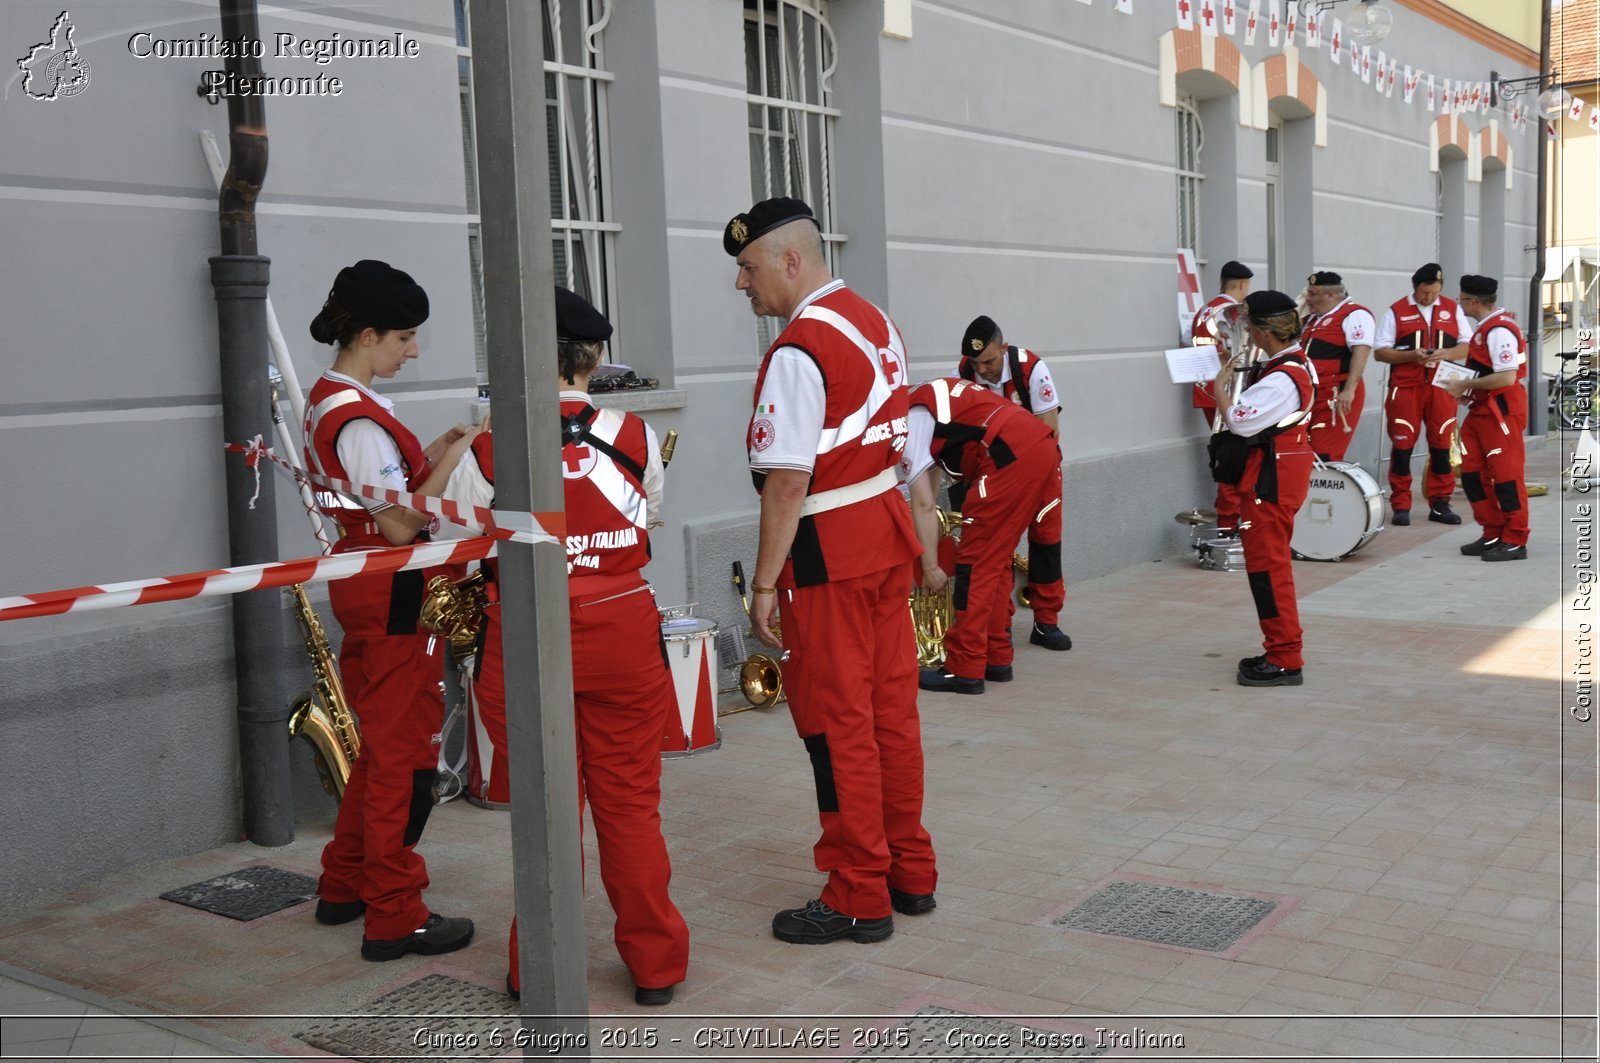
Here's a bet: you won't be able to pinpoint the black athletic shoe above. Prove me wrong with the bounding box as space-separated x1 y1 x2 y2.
634 984 675 1006
1391 509 1411 526
314 898 366 926
984 664 1014 683
1029 623 1073 651
1238 654 1268 671
1460 535 1498 556
1481 542 1527 562
1427 501 1462 525
772 899 894 944
1237 659 1304 687
919 669 984 695
361 912 475 961
889 887 937 915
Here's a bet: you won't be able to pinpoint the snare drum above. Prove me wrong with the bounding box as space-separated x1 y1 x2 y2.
1292 460 1384 561
661 617 721 757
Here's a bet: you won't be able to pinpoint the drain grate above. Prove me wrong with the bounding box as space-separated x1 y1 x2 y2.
297 973 513 1062
159 865 317 921
850 1006 1107 1060
1054 879 1277 952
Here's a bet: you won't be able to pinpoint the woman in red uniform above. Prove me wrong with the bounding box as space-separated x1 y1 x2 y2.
302 260 480 960
1211 290 1318 687
446 287 688 1006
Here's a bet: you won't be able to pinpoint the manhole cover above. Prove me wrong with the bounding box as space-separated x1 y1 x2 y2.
159 866 317 921
1054 879 1277 952
298 972 514 1062
850 1006 1107 1060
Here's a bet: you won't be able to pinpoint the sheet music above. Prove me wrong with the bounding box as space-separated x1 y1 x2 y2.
1165 346 1224 385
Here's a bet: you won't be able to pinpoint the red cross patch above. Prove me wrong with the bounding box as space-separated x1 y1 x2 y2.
750 417 776 453
562 442 596 479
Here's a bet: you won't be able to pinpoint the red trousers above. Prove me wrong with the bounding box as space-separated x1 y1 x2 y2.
1459 398 1529 547
507 584 689 993
944 442 1061 679
1024 463 1066 624
1308 376 1365 461
1239 445 1313 670
1385 380 1458 512
778 563 937 919
319 566 445 940
466 605 512 806
1203 408 1245 531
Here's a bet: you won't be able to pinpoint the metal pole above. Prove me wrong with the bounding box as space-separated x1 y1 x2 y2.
212 0 293 845
1527 0 1553 436
467 0 589 1043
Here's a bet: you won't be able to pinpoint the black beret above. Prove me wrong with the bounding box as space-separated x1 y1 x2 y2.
1411 262 1445 287
723 196 818 256
328 260 429 330
961 315 1001 359
1307 270 1343 287
1220 260 1254 280
1459 274 1498 298
554 286 613 342
1244 289 1299 320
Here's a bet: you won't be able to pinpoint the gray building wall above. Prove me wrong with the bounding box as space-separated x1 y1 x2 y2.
0 0 1540 905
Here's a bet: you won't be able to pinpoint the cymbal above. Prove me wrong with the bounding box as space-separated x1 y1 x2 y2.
1174 508 1217 526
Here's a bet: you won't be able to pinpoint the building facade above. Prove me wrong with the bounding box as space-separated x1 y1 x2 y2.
0 0 1540 904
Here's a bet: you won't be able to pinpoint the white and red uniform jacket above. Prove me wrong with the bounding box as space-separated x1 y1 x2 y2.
748 280 920 587
1462 309 1528 417
304 371 432 550
1303 299 1376 387
903 377 1055 486
1376 295 1470 386
956 345 1061 416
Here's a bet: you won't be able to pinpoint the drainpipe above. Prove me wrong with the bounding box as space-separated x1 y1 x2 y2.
211 0 293 845
1527 0 1552 436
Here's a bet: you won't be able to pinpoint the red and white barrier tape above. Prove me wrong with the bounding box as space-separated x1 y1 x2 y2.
0 536 499 622
224 438 564 546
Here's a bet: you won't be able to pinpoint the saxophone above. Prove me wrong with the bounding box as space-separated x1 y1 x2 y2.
286 584 361 799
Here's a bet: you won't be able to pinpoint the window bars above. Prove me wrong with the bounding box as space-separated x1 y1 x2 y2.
1175 96 1204 266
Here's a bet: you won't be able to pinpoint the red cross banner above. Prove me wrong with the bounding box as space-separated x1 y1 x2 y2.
1244 0 1260 45
1301 9 1315 47
1176 0 1193 30
1268 0 1281 45
1175 249 1203 338
1571 93 1587 122
1222 0 1236 35
1403 66 1417 103
1361 45 1372 83
1200 0 1218 37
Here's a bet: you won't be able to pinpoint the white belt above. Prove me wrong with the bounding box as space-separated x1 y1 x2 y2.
799 467 900 517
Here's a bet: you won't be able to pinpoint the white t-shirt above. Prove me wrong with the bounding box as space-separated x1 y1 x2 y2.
900 405 937 484
1314 299 1377 350
1222 346 1318 439
972 350 1062 415
1480 324 1523 372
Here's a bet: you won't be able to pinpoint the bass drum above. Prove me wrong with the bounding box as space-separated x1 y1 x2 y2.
1292 461 1384 561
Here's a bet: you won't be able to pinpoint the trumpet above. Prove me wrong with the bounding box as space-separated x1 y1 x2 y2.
731 561 786 706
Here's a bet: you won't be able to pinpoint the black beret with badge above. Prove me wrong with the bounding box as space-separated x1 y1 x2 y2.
960 315 1001 360
1411 262 1445 287
1459 274 1498 298
328 259 430 330
554 286 613 342
1307 270 1343 287
723 196 819 256
1220 260 1254 280
1244 289 1299 321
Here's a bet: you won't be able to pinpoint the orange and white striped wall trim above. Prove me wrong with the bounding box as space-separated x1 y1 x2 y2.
1158 28 1255 128
1249 49 1327 146
1474 121 1513 190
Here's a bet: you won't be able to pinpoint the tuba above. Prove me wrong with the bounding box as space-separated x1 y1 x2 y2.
911 508 962 668
1207 302 1261 424
731 562 786 706
286 584 360 800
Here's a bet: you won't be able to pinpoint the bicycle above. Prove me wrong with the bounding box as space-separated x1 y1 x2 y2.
1547 351 1597 431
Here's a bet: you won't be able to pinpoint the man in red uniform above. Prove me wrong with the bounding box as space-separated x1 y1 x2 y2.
727 196 938 944
953 316 1070 652
1442 275 1530 561
448 288 687 1005
1302 271 1376 461
303 260 478 960
904 378 1060 693
1211 290 1318 686
1372 263 1472 526
1192 261 1254 534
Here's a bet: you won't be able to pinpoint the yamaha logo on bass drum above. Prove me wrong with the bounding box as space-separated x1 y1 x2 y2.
1309 476 1349 490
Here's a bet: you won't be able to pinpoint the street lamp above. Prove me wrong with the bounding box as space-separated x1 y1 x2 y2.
1489 68 1565 112
1298 0 1394 46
